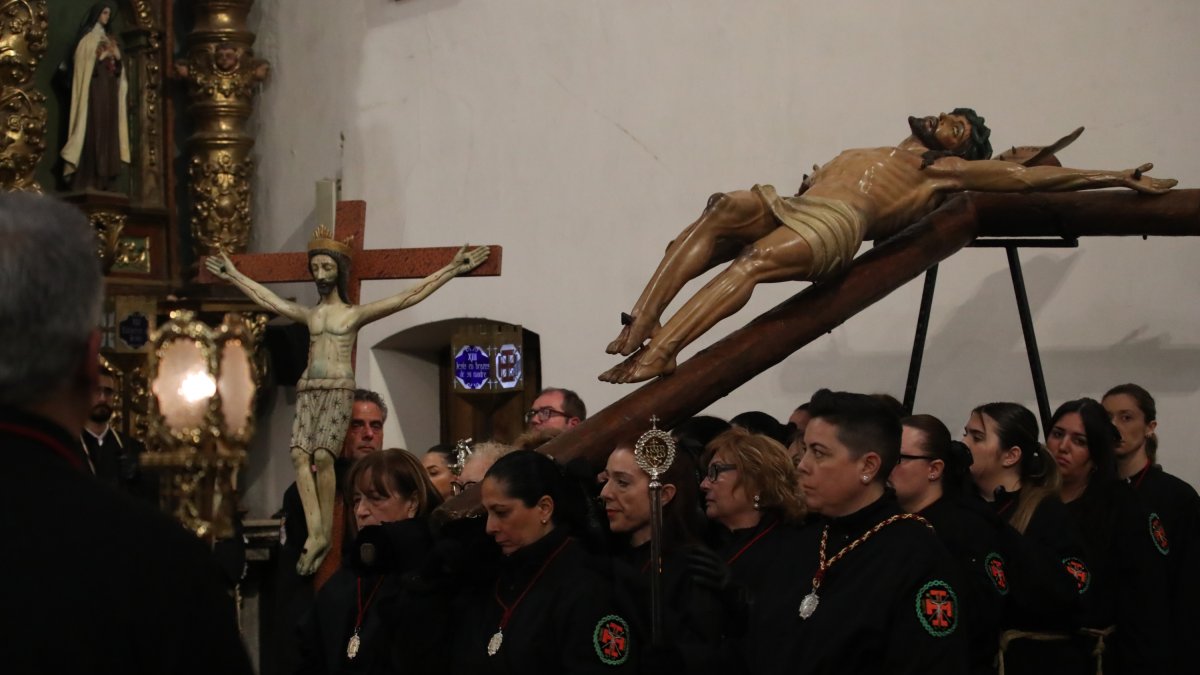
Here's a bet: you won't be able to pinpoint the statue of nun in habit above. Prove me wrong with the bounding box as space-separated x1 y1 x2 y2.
60 2 130 192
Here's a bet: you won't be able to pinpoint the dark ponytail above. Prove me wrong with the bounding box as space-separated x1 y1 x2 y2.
971 403 1061 534
902 414 974 498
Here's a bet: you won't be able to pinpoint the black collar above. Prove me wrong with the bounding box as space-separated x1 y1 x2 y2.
826 494 900 539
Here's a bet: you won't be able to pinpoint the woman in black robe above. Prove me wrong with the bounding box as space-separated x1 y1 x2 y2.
451 450 638 673
296 449 443 675
1048 398 1171 674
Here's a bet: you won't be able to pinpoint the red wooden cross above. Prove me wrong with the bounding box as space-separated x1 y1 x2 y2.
197 200 502 304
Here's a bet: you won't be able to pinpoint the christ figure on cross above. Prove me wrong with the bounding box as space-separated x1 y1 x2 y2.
601 108 1176 383
206 226 489 573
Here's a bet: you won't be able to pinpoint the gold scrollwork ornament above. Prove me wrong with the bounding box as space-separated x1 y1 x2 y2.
0 0 49 84
0 0 48 192
113 237 151 274
189 151 253 255
91 210 127 273
176 42 268 102
0 87 45 191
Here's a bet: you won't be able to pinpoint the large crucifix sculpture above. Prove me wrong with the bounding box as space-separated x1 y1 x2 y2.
526 188 1200 474
600 109 1174 384
201 195 501 574
521 111 1193 477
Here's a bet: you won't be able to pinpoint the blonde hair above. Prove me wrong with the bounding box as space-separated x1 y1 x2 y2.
703 428 806 524
511 427 562 452
470 440 514 463
461 441 515 478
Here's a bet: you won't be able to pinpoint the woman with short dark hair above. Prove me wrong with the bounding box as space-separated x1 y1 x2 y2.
778 390 967 674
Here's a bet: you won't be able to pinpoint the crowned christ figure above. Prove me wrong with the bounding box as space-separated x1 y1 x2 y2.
206 227 489 573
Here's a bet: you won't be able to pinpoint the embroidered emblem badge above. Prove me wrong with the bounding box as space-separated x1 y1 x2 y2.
593 615 631 665
1149 513 1170 555
915 580 958 637
984 552 1009 595
1063 557 1091 594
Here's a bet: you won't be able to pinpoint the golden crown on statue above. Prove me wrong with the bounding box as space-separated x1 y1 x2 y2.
307 224 354 258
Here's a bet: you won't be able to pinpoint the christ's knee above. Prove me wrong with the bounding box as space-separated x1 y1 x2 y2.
727 246 778 284
312 448 336 471
289 446 311 471
702 190 765 226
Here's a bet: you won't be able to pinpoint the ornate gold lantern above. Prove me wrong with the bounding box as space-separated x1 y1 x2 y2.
143 310 257 541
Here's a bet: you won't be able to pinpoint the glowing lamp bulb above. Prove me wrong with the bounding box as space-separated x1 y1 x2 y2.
178 369 216 403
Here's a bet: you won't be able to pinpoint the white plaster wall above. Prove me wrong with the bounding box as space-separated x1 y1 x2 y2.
240 0 1200 516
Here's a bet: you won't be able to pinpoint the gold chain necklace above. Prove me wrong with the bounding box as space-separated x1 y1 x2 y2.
798 513 933 619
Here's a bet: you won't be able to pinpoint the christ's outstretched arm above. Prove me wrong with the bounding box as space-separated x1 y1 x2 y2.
929 159 1176 195
354 245 490 325
205 254 310 323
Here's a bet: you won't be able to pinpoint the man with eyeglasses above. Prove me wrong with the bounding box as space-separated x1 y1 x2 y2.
524 387 586 431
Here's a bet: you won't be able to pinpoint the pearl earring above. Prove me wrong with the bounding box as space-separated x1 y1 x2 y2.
753 494 761 510
861 474 870 483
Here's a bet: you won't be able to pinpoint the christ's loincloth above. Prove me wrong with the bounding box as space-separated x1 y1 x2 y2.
291 377 356 460
752 185 866 279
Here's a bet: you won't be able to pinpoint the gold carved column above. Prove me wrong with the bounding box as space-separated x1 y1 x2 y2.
0 0 48 192
122 1 166 207
177 0 268 256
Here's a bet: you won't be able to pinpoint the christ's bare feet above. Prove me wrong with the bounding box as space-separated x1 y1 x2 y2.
296 534 330 576
605 314 661 356
598 348 676 383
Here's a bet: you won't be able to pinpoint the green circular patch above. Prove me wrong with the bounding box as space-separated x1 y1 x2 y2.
592 614 631 666
914 579 958 637
1149 513 1170 555
1062 557 1091 594
984 552 1009 596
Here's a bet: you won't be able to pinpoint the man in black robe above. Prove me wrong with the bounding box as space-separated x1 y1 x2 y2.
0 192 252 675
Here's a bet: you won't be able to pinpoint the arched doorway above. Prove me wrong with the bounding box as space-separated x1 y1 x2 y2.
372 318 541 453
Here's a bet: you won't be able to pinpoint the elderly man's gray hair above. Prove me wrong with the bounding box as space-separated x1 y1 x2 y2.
0 193 103 406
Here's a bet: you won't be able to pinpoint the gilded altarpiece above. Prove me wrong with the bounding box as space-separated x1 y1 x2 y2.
4 2 269 445
14 1 175 445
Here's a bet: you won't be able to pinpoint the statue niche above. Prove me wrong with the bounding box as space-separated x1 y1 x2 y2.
60 2 129 192
15 1 177 299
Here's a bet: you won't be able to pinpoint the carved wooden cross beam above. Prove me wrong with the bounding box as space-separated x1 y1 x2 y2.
197 200 502 304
